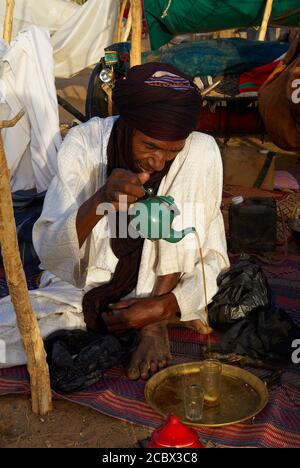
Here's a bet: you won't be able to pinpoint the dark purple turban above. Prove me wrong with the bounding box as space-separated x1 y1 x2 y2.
112 62 202 141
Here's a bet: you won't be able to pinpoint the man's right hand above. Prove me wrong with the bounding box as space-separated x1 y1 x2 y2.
100 169 150 211
76 170 150 247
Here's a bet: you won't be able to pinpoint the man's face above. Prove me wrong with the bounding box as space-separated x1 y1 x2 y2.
132 129 186 174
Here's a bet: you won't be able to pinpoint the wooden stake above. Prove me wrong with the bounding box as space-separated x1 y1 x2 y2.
258 0 274 41
0 111 52 416
3 0 15 43
130 0 142 67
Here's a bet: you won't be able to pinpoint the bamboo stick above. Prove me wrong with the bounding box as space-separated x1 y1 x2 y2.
0 111 52 416
258 0 274 41
130 0 142 67
3 0 15 43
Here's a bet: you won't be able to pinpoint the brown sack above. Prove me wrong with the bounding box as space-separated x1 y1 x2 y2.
259 29 300 151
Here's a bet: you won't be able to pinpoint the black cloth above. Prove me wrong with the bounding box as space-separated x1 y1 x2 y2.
44 329 139 393
209 261 300 361
221 307 300 361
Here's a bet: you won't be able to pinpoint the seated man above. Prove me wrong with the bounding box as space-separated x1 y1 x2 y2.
0 63 229 378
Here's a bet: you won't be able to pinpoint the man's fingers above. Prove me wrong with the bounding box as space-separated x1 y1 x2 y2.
120 170 149 186
137 172 150 185
102 310 134 333
110 299 136 309
113 191 137 204
123 183 145 199
111 169 138 183
102 311 126 326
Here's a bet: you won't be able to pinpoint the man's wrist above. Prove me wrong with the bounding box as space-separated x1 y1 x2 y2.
96 186 109 205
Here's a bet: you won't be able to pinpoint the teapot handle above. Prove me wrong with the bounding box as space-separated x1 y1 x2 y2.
158 196 180 215
158 195 174 205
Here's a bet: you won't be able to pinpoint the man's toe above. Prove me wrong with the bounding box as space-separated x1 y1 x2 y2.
158 359 166 370
126 366 140 380
150 361 158 375
140 361 150 380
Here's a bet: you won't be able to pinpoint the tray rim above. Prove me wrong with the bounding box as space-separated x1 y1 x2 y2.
144 361 269 427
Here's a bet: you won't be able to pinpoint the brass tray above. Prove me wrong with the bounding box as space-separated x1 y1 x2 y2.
145 362 268 427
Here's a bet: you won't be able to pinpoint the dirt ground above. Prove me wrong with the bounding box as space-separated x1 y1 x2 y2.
0 394 152 448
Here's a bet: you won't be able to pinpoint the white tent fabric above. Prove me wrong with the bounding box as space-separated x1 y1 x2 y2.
0 0 77 37
0 27 61 192
52 0 118 78
0 0 119 78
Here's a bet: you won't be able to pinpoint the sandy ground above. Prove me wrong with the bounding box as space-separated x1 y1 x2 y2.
0 395 152 448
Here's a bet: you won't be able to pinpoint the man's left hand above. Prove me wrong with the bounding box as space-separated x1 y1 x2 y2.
102 294 179 333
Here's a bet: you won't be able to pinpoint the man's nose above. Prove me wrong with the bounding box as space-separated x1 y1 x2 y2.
149 153 166 172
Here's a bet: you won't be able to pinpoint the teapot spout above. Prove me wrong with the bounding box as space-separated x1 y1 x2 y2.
167 227 196 243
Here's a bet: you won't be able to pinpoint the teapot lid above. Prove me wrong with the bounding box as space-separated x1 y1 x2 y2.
150 415 203 448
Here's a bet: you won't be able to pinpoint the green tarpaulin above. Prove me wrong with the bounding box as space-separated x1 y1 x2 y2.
144 0 300 49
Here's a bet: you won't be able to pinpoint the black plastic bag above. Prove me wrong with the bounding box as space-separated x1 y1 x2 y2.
208 261 270 330
221 307 300 361
44 329 139 393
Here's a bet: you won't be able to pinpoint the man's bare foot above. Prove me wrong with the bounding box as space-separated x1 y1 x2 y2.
126 321 172 380
186 319 213 334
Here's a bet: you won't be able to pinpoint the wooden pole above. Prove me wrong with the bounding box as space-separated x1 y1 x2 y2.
258 0 274 41
130 0 142 67
0 111 52 416
102 84 113 117
121 5 132 43
201 79 222 97
3 0 15 43
115 0 128 43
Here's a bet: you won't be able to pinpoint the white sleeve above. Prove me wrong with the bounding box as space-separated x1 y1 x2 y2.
171 139 229 323
32 125 108 288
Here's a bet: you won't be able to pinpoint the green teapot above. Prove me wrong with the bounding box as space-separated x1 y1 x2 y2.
129 188 195 243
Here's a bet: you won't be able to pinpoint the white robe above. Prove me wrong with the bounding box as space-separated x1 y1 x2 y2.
0 117 229 367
